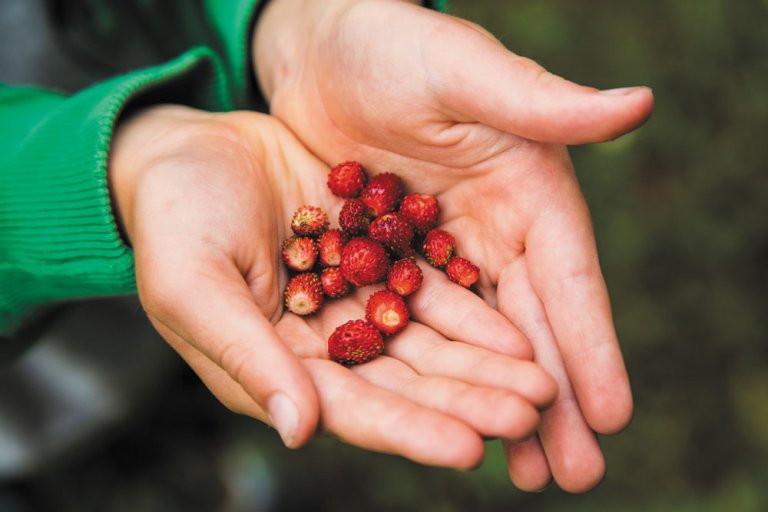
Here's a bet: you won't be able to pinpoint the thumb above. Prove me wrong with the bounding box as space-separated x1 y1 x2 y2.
430 19 654 144
139 257 320 448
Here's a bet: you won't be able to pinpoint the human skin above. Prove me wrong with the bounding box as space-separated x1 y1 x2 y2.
109 105 558 470
253 0 654 492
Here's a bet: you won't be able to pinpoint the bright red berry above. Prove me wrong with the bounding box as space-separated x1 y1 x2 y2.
291 205 329 237
360 172 404 217
328 161 367 198
446 257 480 288
399 193 439 235
423 229 455 268
365 289 410 336
339 199 371 236
321 267 352 298
387 258 423 297
368 212 415 258
328 319 384 365
318 229 346 267
340 237 390 287
284 273 324 315
281 236 317 272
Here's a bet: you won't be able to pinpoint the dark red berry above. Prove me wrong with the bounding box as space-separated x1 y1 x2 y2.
291 205 329 236
339 199 371 236
446 257 480 288
281 236 318 272
340 237 390 287
360 173 404 217
318 229 347 267
328 319 384 365
368 212 415 258
423 229 455 268
328 161 367 198
387 258 423 297
366 289 410 336
321 267 352 298
284 273 324 315
399 193 439 235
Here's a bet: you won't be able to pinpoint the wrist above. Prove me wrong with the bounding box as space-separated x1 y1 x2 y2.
109 105 214 244
252 0 421 102
253 0 343 102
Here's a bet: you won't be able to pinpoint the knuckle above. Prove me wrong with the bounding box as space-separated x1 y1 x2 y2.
513 56 547 79
136 267 183 321
218 342 252 390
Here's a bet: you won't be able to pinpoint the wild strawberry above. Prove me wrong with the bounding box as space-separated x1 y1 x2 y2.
423 228 455 268
328 319 384 365
339 199 371 236
281 236 317 272
328 161 367 198
284 273 324 315
446 257 480 288
365 289 410 336
318 229 346 267
291 205 329 237
360 172 404 217
399 193 439 235
387 258 423 297
368 212 415 258
320 267 351 298
340 237 390 287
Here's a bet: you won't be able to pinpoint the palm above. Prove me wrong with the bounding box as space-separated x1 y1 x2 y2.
116 108 556 469
260 0 651 491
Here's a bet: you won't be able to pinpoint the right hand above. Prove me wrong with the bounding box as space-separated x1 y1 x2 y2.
253 0 653 490
108 105 557 468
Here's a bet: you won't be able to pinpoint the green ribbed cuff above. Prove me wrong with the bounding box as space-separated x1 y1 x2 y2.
203 0 263 108
0 46 232 333
426 0 449 12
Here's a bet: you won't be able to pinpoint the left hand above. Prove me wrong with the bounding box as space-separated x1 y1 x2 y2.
253 0 654 492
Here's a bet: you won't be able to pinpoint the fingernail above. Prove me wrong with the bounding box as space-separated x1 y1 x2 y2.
599 86 644 96
268 393 299 448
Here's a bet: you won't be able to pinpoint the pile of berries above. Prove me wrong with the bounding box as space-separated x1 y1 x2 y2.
282 161 480 365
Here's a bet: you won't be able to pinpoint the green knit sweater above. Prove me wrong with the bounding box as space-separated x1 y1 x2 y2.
0 0 447 336
0 0 268 334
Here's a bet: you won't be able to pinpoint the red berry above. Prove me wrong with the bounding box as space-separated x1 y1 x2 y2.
320 267 351 298
423 229 455 268
399 193 439 235
318 229 347 267
446 257 480 288
340 237 390 287
284 273 324 315
387 258 423 297
368 212 415 258
291 205 329 237
365 289 410 336
281 236 317 272
328 161 367 198
360 172 404 217
339 199 371 236
328 319 384 365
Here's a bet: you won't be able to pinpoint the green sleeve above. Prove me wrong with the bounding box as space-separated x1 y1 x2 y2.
202 0 264 109
0 47 232 334
426 1 449 12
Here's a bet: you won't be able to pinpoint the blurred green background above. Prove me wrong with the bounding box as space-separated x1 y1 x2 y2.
4 0 768 510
